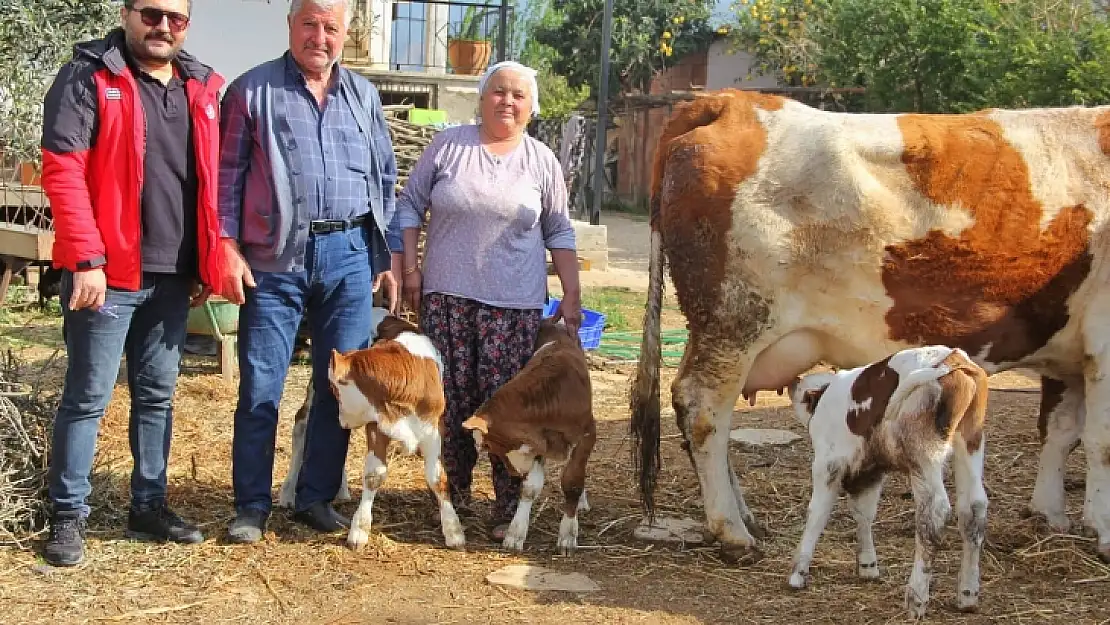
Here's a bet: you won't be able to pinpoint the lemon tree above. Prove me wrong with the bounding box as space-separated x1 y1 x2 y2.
532 0 715 94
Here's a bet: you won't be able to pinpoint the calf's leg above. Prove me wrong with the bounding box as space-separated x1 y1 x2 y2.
418 431 466 548
503 458 544 552
347 424 390 550
952 432 988 613
848 478 884 581
279 381 349 508
905 465 950 619
558 424 596 555
789 461 840 589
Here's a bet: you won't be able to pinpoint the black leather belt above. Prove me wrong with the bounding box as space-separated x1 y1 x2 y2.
309 214 367 233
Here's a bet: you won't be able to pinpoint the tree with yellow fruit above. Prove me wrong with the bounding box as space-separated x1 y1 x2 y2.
532 0 715 94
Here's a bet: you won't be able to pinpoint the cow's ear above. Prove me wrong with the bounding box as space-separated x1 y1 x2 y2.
462 415 489 435
802 385 827 414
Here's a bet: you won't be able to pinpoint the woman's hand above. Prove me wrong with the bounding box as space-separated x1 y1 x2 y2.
552 290 583 340
403 267 423 315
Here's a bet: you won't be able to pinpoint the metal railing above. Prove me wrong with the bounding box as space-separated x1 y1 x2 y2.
342 0 513 74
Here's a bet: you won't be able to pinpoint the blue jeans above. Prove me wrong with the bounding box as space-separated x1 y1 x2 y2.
232 227 374 515
48 271 193 518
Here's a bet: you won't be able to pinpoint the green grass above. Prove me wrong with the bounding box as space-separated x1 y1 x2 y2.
578 286 644 332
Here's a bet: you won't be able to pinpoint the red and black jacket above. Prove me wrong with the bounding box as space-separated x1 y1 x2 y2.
40 28 226 291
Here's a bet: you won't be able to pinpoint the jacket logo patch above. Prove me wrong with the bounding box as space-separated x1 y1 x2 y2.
105 87 122 100
205 103 216 120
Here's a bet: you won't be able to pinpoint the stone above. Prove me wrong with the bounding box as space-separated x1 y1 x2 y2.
633 516 705 544
729 428 802 447
486 565 600 593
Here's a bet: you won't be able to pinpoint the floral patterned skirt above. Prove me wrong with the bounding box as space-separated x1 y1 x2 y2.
419 292 541 522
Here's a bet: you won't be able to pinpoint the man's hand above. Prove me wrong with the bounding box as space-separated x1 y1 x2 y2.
218 238 256 305
373 270 400 314
190 281 212 308
69 267 107 311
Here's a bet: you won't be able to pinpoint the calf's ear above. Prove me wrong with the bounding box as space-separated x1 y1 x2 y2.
462 415 489 435
802 385 828 414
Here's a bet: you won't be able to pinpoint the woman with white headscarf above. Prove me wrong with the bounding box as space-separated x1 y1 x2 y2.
393 61 582 541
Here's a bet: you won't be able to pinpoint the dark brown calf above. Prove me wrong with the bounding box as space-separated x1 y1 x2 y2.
462 319 595 554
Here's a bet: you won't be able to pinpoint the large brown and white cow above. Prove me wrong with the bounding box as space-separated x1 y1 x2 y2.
629 89 1110 563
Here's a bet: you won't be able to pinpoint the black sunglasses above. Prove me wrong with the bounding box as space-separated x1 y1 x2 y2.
130 6 190 32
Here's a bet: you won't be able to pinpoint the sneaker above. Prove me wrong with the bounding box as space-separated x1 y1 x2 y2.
227 509 269 544
126 502 204 544
44 513 86 567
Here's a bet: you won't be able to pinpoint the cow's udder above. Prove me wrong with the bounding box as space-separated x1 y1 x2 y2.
740 329 824 406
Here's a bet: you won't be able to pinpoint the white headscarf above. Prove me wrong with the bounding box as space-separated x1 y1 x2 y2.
477 61 541 118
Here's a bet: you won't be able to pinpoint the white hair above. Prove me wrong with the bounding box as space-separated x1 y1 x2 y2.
477 61 542 120
290 0 353 27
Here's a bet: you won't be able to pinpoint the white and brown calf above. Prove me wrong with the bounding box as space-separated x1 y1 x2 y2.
320 314 464 550
278 307 392 509
462 319 595 554
786 346 989 619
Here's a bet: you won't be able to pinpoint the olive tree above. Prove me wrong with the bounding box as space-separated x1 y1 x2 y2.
0 0 120 169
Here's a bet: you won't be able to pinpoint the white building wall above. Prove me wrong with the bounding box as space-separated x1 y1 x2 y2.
705 38 782 91
186 0 291 85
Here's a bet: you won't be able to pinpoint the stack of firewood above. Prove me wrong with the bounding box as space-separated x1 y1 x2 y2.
382 104 441 191
377 105 442 319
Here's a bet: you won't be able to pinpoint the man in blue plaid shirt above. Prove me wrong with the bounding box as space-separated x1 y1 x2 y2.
216 0 403 543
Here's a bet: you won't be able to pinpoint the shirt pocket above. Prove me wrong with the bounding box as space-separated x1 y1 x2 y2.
343 128 371 175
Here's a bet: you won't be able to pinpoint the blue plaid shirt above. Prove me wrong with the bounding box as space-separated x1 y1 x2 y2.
281 54 370 221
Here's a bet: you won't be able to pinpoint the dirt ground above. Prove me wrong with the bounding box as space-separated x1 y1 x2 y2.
1 214 1108 623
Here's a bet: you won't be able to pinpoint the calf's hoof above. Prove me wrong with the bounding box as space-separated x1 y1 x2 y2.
557 537 578 556
346 528 371 551
857 560 881 580
502 534 527 552
718 543 763 567
787 570 808 590
956 589 980 613
557 515 579 556
442 525 467 550
502 520 529 552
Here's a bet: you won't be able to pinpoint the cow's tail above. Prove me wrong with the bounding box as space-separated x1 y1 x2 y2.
630 227 665 523
632 94 731 524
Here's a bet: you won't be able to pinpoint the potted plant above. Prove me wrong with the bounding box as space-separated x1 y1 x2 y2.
447 5 495 75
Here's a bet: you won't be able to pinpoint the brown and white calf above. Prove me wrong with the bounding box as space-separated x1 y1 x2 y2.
278 308 394 509
310 312 465 550
462 319 595 554
786 345 989 618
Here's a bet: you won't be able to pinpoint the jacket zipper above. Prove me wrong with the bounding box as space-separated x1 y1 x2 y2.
124 70 145 286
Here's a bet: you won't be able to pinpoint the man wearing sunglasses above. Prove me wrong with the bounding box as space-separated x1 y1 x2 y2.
39 0 225 566
217 0 402 543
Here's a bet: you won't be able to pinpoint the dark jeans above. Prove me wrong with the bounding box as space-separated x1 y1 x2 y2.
48 271 193 518
231 227 374 516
